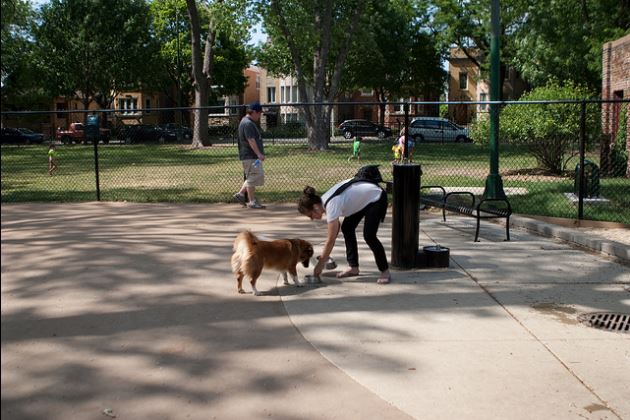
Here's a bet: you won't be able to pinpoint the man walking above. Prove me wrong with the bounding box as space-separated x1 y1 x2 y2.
233 102 266 209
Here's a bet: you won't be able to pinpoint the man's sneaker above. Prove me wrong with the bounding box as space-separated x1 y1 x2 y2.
247 200 265 209
233 193 247 206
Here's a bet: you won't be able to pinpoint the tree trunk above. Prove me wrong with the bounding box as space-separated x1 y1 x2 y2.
187 0 213 147
271 0 363 151
306 104 331 150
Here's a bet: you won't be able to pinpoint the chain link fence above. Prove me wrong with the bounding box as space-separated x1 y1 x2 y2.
2 100 628 224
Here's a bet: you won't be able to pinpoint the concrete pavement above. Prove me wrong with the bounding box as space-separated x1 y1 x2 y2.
2 202 628 420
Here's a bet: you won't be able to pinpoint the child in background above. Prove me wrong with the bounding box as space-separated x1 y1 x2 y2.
398 127 414 162
348 136 362 161
48 143 58 175
391 143 402 163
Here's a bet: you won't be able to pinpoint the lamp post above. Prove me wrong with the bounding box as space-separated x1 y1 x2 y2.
483 0 506 200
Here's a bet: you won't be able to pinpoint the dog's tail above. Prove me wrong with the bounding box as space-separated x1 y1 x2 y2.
231 230 258 274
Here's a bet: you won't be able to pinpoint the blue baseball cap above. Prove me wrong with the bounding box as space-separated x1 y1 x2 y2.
248 101 263 112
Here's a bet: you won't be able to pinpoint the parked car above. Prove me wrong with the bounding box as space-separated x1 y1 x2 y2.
338 119 393 139
0 127 45 144
56 122 110 144
158 123 193 141
120 124 177 144
408 117 470 143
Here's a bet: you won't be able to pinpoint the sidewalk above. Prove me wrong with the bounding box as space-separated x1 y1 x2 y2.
282 212 629 419
2 202 628 420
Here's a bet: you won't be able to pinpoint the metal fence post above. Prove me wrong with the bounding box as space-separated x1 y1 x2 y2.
94 137 100 201
578 100 586 220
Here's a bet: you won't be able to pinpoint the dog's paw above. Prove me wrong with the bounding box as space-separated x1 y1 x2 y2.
254 291 263 296
238 288 246 294
283 280 290 286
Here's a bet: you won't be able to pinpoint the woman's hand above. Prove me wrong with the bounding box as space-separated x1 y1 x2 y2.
313 258 325 277
314 220 339 277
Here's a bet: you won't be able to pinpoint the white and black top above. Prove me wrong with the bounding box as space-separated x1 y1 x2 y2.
321 179 384 223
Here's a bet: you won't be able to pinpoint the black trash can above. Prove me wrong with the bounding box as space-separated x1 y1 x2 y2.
574 160 600 198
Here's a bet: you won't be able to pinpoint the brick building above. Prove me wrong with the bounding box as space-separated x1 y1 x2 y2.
601 33 630 177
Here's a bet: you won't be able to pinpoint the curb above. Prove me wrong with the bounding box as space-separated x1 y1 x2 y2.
510 215 630 264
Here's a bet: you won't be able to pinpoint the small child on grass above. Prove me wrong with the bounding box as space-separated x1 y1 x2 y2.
348 136 362 161
391 143 402 164
48 143 58 175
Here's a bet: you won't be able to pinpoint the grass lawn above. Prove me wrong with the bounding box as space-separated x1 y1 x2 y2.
2 140 629 224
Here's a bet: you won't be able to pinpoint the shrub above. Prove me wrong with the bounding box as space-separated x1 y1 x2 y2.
610 105 628 177
439 104 449 119
262 122 307 139
470 81 600 174
469 114 490 145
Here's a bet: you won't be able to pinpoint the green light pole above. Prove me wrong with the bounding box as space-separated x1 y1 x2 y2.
483 0 506 200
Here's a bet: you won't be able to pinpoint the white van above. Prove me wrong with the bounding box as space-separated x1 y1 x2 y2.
408 117 470 143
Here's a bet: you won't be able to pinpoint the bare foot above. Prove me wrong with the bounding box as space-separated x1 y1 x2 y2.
337 267 360 278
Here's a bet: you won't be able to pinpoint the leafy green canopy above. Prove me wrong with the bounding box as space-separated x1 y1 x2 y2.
510 0 629 90
1 0 46 109
34 0 160 108
431 0 630 91
149 0 249 105
342 0 446 101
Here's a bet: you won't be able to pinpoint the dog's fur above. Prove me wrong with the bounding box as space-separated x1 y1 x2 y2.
231 231 314 295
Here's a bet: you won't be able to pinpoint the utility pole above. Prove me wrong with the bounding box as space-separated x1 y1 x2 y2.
483 0 506 200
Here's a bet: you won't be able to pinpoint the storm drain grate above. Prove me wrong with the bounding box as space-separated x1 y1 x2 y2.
578 312 629 333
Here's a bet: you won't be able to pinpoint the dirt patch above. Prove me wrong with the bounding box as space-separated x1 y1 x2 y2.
502 168 572 182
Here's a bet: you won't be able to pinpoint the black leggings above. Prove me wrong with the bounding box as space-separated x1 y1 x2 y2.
340 191 388 272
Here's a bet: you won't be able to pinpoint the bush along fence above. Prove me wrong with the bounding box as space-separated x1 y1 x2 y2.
1 99 629 225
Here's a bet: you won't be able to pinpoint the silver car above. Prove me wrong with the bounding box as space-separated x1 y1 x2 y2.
408 117 470 143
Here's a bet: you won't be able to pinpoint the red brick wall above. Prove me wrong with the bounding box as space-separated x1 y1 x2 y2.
601 34 630 177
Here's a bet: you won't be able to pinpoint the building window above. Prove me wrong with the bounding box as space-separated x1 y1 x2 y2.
291 85 298 103
119 97 138 114
479 93 488 112
283 113 298 123
459 72 468 90
360 88 373 97
56 103 67 119
145 98 151 113
267 87 276 103
395 97 407 113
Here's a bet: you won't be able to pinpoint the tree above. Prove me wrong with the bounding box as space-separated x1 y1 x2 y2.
35 0 159 117
509 0 630 91
150 0 249 127
429 0 630 92
342 0 446 123
257 0 366 150
185 0 250 148
1 0 44 110
429 0 524 99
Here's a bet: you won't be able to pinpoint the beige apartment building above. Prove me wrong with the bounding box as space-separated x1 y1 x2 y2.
447 47 527 125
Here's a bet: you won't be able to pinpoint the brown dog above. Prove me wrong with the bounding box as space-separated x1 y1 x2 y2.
231 231 314 295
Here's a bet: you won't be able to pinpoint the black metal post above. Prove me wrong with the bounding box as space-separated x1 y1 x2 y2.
578 100 586 220
391 163 421 269
94 135 100 201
